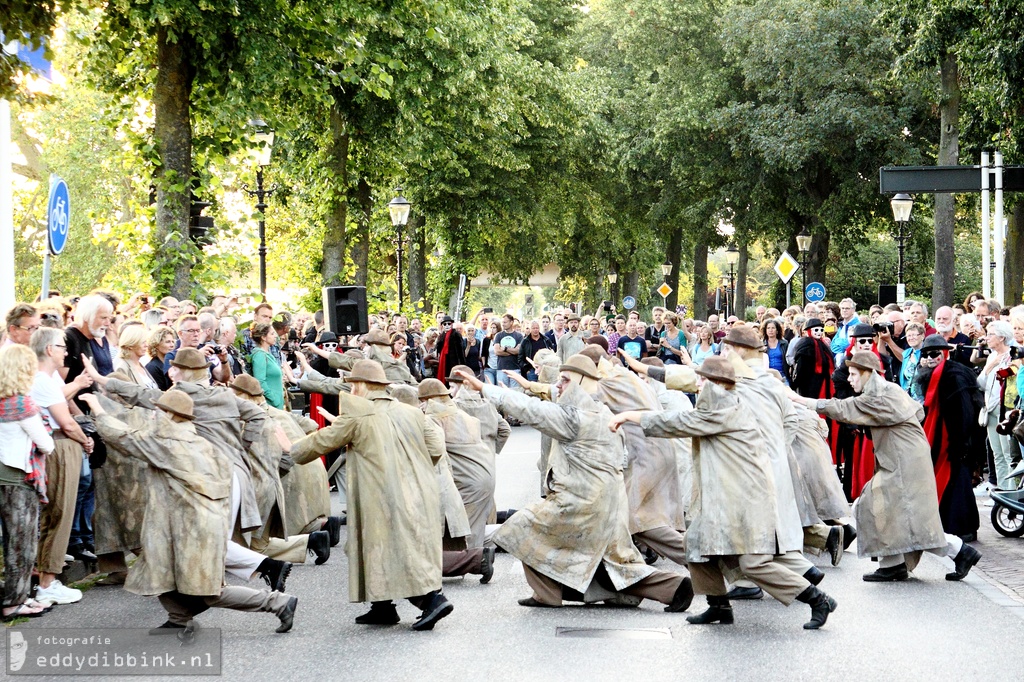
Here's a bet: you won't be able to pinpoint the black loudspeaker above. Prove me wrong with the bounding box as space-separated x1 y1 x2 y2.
878 285 897 307
323 286 369 336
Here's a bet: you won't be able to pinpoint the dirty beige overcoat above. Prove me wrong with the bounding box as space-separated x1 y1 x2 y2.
329 345 416 385
268 406 331 535
289 389 444 602
103 378 266 533
787 402 850 524
641 381 780 562
94 403 231 597
454 388 511 455
649 378 694 517
484 383 654 592
424 398 495 548
92 402 151 557
816 371 946 564
245 415 288 542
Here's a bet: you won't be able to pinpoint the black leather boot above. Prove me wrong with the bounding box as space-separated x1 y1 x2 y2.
355 601 400 625
945 543 981 581
796 586 837 630
686 596 734 624
803 566 825 585
664 577 694 613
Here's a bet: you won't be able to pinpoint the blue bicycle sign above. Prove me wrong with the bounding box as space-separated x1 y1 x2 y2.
47 177 70 255
805 282 826 302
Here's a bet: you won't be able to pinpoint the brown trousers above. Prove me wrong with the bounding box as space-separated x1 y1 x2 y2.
689 554 809 606
158 587 293 626
37 438 83 575
442 549 483 577
523 564 682 606
634 526 688 566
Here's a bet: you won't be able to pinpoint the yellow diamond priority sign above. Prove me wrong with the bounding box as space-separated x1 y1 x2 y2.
657 282 673 299
774 251 800 284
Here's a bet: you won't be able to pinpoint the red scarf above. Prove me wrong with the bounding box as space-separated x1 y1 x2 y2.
437 331 453 386
922 354 950 502
0 395 49 503
851 430 875 500
807 332 838 459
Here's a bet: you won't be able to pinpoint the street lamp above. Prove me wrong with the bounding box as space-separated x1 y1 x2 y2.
796 227 812 305
661 261 673 278
388 189 411 310
890 193 914 303
242 118 276 299
725 243 739 318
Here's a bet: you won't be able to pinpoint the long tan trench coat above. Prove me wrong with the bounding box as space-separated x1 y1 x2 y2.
787 403 850 524
593 363 685 534
816 371 946 564
485 383 655 594
424 398 495 548
328 345 417 385
246 416 289 542
92 403 151 556
289 389 444 603
649 379 694 517
93 400 232 597
453 388 511 456
641 381 780 563
268 406 331 535
103 378 267 533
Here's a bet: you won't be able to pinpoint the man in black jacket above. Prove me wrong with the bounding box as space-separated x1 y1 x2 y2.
518 320 553 381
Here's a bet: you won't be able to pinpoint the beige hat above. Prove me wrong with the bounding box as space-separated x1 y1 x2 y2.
169 348 208 370
155 389 195 420
560 354 601 381
723 326 764 350
230 374 264 397
362 329 391 347
344 359 391 385
847 351 882 374
694 356 736 385
447 365 474 383
389 384 420 407
566 313 581 322
417 378 451 400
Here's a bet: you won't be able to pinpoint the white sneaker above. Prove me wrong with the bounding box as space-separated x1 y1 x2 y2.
35 580 83 605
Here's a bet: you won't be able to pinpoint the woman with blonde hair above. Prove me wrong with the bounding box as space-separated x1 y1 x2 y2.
0 344 55 619
114 323 159 389
145 326 176 391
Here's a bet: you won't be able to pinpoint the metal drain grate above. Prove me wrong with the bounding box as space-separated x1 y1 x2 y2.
555 627 672 640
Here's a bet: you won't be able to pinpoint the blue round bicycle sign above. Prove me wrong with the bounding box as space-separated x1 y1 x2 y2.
805 282 826 302
47 177 70 255
622 296 636 310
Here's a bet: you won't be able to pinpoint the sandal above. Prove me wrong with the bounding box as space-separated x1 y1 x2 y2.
2 602 47 621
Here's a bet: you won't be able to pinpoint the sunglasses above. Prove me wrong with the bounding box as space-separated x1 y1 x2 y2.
320 342 338 350
855 338 874 344
442 322 453 327
921 350 945 359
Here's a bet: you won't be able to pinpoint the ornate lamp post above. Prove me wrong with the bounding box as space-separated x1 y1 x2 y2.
388 189 411 310
890 193 914 304
796 227 812 306
241 118 275 299
725 243 739 317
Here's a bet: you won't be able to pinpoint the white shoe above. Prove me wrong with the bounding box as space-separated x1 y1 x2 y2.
35 580 83 605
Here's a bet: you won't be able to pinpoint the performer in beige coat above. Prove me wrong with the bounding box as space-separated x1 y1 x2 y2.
455 363 694 612
612 357 838 630
285 360 454 631
791 351 982 583
83 391 298 634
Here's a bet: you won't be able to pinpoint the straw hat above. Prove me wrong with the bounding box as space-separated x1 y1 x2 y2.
560 354 601 380
417 378 451 400
694 356 736 385
230 374 264 397
344 359 391 385
847 351 882 373
169 348 208 370
155 390 195 420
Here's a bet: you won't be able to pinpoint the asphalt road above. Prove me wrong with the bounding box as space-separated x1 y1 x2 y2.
7 426 1024 681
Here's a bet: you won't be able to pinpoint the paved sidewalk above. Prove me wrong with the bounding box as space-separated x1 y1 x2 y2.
968 492 1024 611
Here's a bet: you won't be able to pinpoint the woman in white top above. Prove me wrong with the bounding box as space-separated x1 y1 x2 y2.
977 321 1017 490
0 344 55 619
112 322 159 389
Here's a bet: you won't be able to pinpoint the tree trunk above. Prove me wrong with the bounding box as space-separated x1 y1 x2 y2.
407 213 427 312
735 243 748 319
808 229 830 296
665 225 683 311
933 50 959 307
320 100 350 287
351 177 371 288
692 241 708 320
1005 202 1024 305
152 26 194 299
624 271 639 300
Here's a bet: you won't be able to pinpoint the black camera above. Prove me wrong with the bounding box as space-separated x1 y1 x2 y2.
602 300 612 312
212 345 225 355
1010 346 1024 361
872 322 894 334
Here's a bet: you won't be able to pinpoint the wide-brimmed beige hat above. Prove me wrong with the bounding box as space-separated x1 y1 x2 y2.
390 384 419 406
343 359 391 385
847 351 882 374
229 374 264 397
694 356 736 385
723 326 764 350
417 378 451 400
155 389 195 420
447 365 474 383
560 354 601 380
362 329 391 347
169 348 208 370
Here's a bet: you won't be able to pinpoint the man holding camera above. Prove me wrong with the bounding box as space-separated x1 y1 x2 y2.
875 311 908 380
165 316 232 384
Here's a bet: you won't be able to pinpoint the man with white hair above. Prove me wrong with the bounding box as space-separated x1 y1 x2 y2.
908 302 936 336
934 306 972 366
217 317 245 375
830 298 859 358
